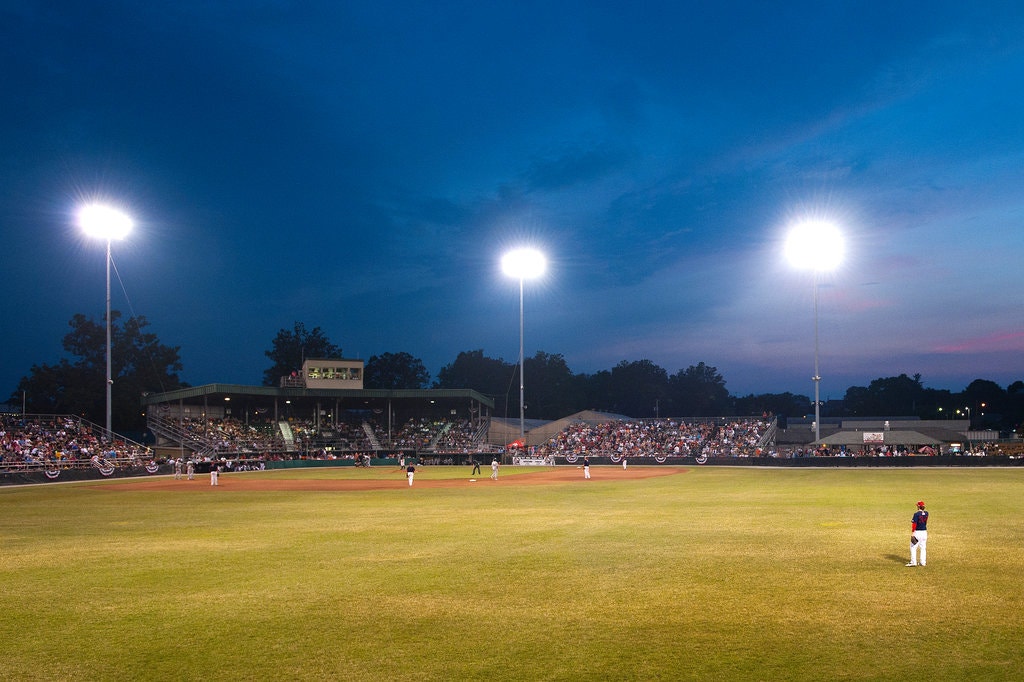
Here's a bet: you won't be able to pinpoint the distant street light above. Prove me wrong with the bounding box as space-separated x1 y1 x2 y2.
501 248 547 443
785 220 844 443
79 203 133 436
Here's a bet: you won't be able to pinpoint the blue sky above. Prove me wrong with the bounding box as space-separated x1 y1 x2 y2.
2 1 1022 401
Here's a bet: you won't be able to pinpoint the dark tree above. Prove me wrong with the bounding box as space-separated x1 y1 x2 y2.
960 379 1006 427
12 312 184 432
435 350 515 415
733 392 811 420
843 373 925 416
1006 381 1024 434
842 385 871 417
364 352 431 389
603 359 669 418
581 369 615 413
262 322 342 386
13 360 94 418
521 351 584 419
668 362 731 416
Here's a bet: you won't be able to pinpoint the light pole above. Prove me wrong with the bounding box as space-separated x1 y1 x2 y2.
501 247 546 444
785 220 843 443
79 203 133 436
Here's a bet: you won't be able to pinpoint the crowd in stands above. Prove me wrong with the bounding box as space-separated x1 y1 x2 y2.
990 442 1024 457
388 417 436 450
6 411 1020 474
535 418 769 460
534 417 1021 460
780 444 915 458
390 417 481 453
435 419 483 452
291 419 372 451
152 414 487 459
174 417 285 454
1 414 150 470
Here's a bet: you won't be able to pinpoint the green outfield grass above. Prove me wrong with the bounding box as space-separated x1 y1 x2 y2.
1 466 1022 681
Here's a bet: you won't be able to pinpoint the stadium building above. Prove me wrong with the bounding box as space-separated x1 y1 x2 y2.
141 358 496 460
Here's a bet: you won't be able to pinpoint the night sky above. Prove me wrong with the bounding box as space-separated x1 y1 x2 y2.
3 2 1023 402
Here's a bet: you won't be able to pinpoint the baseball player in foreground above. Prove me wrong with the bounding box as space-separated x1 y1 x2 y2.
907 500 928 566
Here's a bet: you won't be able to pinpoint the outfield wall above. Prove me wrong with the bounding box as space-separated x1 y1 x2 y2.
0 462 173 486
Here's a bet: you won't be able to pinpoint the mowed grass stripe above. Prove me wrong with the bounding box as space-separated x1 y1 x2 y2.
0 467 1021 681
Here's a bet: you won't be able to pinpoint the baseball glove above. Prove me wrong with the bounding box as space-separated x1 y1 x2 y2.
910 536 918 545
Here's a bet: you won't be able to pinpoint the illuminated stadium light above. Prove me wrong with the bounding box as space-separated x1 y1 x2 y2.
785 220 844 443
79 203 133 435
785 220 844 272
502 248 547 443
78 203 133 241
501 248 547 281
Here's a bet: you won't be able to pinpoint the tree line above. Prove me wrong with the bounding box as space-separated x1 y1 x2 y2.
10 316 1024 434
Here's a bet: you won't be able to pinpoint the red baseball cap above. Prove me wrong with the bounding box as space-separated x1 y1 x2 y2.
917 500 925 507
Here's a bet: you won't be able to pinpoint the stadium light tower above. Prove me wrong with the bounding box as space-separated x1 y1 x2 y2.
501 247 547 443
79 203 133 436
785 220 843 443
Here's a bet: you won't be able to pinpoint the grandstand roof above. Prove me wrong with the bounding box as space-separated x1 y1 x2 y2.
812 430 944 446
142 384 494 410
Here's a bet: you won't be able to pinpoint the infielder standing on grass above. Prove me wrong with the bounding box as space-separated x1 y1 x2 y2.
583 456 591 479
907 500 928 567
490 457 499 480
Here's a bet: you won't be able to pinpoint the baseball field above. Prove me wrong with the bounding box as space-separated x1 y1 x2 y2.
1 464 1022 681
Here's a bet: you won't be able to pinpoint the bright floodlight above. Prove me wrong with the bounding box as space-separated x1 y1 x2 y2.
784 220 843 272
77 202 133 437
784 219 843 445
78 204 133 240
502 246 547 444
501 248 547 280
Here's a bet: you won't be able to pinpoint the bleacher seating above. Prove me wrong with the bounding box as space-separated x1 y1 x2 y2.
534 418 769 459
1 413 150 471
145 414 488 457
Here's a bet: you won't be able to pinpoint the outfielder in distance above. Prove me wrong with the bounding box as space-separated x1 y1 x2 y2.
907 500 929 567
